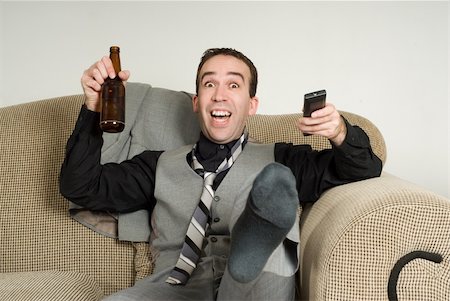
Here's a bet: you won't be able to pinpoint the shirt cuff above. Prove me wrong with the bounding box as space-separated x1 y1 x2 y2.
75 105 101 134
333 117 371 152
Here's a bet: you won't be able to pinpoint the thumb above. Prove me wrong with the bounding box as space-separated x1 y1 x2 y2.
119 70 131 84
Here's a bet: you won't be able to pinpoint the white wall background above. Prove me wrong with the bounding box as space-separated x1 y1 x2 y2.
1 1 448 198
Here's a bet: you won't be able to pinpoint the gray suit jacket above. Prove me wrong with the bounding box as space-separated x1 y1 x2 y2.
69 82 200 242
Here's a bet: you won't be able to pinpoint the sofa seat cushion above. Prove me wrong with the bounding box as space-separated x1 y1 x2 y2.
0 271 104 301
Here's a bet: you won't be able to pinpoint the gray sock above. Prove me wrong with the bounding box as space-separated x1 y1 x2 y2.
228 162 298 283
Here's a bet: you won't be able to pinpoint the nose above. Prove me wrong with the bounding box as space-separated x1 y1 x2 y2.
212 85 227 102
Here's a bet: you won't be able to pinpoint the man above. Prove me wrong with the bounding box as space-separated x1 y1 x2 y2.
60 48 382 300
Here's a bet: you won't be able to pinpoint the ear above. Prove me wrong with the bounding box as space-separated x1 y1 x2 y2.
192 95 199 113
248 96 259 116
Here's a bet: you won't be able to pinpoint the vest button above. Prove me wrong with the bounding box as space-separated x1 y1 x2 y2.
211 237 218 243
213 217 220 223
214 196 221 202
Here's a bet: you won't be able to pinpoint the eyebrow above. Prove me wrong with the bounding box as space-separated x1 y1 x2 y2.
201 71 245 83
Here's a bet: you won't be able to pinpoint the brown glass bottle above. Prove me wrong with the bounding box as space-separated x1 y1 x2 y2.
100 46 125 133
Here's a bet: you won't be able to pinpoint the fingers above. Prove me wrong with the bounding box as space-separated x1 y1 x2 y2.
81 58 106 94
101 56 116 79
82 58 130 86
297 103 343 138
80 56 130 112
82 57 111 86
81 56 119 84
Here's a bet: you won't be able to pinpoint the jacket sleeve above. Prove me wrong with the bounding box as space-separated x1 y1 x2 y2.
59 106 162 213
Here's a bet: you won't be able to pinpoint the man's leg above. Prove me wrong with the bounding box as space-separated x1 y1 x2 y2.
104 260 215 301
217 269 296 301
227 162 298 283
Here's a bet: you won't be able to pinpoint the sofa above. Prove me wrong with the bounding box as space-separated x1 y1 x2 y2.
0 83 449 300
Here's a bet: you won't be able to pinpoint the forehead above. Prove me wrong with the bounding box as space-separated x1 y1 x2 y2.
199 55 251 81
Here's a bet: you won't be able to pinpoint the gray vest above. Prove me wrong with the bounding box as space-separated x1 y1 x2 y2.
151 142 275 274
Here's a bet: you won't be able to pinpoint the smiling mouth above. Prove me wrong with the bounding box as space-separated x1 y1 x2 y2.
211 110 232 119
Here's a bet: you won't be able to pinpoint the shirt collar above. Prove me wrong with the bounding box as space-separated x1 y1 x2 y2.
196 132 238 158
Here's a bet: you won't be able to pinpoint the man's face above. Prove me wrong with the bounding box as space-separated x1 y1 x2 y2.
193 55 259 144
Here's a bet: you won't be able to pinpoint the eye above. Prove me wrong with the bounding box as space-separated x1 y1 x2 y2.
204 81 215 88
230 83 239 89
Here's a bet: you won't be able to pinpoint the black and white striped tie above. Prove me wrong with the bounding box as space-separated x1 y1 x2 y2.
166 131 248 285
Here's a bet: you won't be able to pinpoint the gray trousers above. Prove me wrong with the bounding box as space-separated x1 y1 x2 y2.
104 257 295 301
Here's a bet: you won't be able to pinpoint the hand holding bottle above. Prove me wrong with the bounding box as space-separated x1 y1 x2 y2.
81 55 130 112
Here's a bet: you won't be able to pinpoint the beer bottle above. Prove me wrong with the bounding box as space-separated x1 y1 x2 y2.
100 46 125 133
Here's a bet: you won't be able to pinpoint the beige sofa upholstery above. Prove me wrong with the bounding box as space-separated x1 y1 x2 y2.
0 85 449 300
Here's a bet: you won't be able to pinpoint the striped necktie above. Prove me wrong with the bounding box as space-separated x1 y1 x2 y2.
166 131 248 285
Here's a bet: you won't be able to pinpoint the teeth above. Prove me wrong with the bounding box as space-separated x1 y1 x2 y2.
211 110 231 117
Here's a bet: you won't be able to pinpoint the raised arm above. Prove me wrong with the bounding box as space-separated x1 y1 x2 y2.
59 58 158 213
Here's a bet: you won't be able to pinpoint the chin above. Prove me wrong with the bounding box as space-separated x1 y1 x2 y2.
208 133 233 144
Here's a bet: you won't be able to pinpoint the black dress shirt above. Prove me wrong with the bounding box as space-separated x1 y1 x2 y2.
60 106 382 213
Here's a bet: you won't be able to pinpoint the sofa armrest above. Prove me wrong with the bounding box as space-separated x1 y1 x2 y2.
299 173 450 300
0 96 135 296
0 271 104 301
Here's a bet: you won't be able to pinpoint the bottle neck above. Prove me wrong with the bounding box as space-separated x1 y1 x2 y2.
110 52 122 75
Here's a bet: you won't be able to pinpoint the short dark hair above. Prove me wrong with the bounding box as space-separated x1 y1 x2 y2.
195 48 258 97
